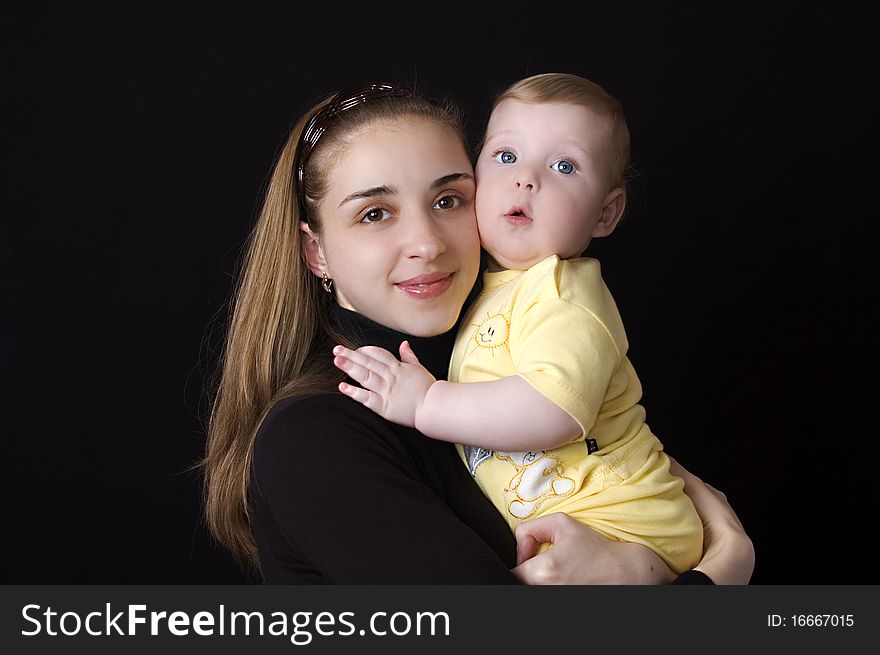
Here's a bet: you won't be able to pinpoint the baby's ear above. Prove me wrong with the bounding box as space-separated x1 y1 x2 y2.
592 188 627 238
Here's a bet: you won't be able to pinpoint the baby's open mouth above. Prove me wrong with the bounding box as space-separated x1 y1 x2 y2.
504 207 533 224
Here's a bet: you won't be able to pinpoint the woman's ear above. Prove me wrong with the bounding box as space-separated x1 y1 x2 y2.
299 221 327 278
592 187 627 238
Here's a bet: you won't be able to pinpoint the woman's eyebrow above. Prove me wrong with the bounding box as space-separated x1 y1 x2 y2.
339 185 396 207
338 173 473 207
432 172 473 189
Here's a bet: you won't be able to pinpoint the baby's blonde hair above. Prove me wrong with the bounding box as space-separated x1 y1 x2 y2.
492 73 630 189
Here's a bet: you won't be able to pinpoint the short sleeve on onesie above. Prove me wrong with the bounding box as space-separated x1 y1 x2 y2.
451 255 628 441
512 297 618 438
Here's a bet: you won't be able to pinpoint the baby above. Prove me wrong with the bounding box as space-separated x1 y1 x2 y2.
333 73 703 572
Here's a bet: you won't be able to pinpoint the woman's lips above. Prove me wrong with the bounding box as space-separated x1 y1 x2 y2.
395 273 454 299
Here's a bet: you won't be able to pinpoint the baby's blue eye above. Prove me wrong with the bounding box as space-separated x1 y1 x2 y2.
552 160 575 175
495 151 517 164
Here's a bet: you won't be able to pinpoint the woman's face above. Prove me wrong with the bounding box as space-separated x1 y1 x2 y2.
312 117 480 336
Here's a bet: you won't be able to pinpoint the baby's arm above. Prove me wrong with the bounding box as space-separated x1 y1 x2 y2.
333 342 580 451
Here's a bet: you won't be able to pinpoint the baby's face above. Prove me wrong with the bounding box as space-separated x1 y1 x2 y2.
475 99 618 270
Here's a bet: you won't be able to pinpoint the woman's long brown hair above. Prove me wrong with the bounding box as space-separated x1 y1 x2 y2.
203 90 467 571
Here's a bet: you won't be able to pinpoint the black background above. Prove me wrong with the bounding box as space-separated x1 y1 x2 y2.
3 3 877 583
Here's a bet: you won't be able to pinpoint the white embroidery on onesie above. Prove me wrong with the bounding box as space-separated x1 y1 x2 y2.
495 450 576 520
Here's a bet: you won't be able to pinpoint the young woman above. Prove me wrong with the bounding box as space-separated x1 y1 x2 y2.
203 84 754 584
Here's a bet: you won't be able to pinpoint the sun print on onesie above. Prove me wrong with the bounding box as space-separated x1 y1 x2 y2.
465 307 511 359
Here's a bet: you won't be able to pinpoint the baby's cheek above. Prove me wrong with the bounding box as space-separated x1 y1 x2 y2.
476 217 501 251
473 187 491 215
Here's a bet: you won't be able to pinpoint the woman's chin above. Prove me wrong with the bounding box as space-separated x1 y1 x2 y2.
391 308 459 338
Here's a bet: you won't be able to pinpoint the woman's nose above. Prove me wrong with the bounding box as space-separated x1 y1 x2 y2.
404 211 447 260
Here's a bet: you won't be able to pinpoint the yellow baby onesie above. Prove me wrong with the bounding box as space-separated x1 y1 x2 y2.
450 255 703 572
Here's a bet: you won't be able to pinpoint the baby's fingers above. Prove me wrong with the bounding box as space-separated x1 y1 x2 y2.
338 382 383 413
398 340 422 365
357 345 401 366
332 351 387 391
333 345 394 370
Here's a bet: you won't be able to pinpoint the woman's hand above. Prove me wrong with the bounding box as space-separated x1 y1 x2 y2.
511 458 755 585
511 513 675 585
669 457 755 584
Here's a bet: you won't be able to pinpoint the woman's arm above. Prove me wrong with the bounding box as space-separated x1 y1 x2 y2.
512 460 755 585
512 513 674 584
668 457 755 585
251 395 519 584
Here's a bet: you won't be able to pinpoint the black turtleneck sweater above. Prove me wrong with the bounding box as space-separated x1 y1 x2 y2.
249 303 713 585
249 305 519 583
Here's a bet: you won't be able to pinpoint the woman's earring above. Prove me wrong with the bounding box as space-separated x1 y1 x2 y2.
321 271 334 293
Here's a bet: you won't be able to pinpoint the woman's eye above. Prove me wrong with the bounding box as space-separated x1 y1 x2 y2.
551 160 575 175
494 151 517 164
360 208 391 224
434 195 462 210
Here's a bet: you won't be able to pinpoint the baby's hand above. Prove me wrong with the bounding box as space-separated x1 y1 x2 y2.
332 341 436 428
